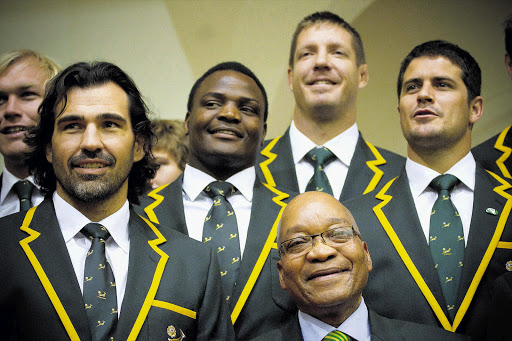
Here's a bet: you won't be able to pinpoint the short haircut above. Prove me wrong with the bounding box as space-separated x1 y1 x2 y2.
151 119 188 170
187 61 268 122
505 14 512 57
396 40 481 104
0 49 60 83
288 11 366 68
26 61 157 204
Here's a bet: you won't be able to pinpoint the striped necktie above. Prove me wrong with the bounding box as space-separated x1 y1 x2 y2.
322 330 352 341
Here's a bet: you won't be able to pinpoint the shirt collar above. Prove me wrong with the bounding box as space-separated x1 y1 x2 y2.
289 121 359 167
182 164 255 202
406 152 476 198
1 166 39 205
53 192 130 253
298 297 370 341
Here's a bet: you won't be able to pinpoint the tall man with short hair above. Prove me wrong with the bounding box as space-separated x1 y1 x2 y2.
0 49 60 216
139 61 298 340
258 11 405 201
0 61 234 340
345 40 512 338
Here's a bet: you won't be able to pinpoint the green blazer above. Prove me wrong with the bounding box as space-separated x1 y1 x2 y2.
0 199 235 340
137 174 298 340
343 165 512 339
472 124 512 181
251 308 467 340
256 128 406 201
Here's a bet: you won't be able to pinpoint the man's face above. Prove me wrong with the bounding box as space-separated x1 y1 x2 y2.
0 57 47 160
398 56 482 150
185 70 267 175
288 24 368 115
277 192 372 319
150 150 182 188
46 82 144 205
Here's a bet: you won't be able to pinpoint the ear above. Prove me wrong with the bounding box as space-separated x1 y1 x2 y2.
45 144 53 164
363 241 373 273
133 135 145 162
287 67 294 92
469 95 483 125
505 53 512 80
260 122 267 146
277 260 287 290
184 112 190 136
358 64 369 89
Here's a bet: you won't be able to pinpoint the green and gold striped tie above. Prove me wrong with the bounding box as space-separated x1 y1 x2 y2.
322 330 352 341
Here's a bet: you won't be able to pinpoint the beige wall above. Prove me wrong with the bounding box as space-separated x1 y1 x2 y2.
1 0 510 167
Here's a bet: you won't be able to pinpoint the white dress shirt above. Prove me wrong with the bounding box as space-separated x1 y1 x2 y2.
406 152 475 246
0 166 44 218
298 297 371 341
182 165 254 257
54 192 130 313
290 121 359 199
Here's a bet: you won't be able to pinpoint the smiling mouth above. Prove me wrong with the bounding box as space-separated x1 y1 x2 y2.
1 126 27 135
77 163 107 169
308 268 345 281
209 128 243 138
309 80 336 86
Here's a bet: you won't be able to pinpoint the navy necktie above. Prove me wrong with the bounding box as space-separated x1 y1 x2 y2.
429 174 464 321
81 223 118 340
304 147 336 196
203 181 241 302
13 180 34 211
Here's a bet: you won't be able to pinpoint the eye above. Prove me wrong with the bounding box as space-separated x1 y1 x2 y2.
298 51 312 59
240 105 258 115
20 91 39 99
203 100 222 109
63 122 82 131
104 121 121 129
405 84 419 92
324 228 351 243
285 237 310 252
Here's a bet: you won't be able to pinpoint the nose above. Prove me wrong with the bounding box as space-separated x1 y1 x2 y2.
313 49 330 70
218 102 241 122
417 83 434 104
2 96 22 120
80 124 103 152
306 235 337 262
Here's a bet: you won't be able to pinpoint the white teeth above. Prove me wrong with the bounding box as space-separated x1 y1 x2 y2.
312 81 333 85
216 130 236 136
79 163 105 169
3 127 26 134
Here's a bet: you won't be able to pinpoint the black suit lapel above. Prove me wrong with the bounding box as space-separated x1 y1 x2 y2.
229 180 291 321
373 172 450 325
20 200 91 340
259 129 300 192
452 166 510 329
115 211 169 340
142 175 188 234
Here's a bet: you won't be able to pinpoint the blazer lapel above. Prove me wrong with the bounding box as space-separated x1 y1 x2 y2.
452 165 511 330
259 128 300 192
142 175 188 234
19 200 91 340
115 211 169 340
229 180 290 322
372 172 449 326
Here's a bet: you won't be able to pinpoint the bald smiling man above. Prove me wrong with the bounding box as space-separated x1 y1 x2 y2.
252 192 465 341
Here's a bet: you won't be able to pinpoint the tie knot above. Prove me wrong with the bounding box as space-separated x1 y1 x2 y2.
81 223 111 240
430 174 460 193
13 180 34 200
204 181 236 199
305 147 336 167
322 330 352 341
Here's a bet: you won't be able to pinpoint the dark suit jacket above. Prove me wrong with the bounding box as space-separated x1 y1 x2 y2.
343 165 512 339
256 128 406 201
251 308 467 340
0 199 235 340
486 271 512 340
472 124 512 181
137 174 298 340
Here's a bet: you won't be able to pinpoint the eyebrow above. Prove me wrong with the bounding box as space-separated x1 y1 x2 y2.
56 112 128 125
202 92 262 105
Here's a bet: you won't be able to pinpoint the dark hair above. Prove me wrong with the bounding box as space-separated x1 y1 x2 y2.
187 61 268 122
289 11 366 68
26 61 157 204
396 40 481 103
505 14 512 57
